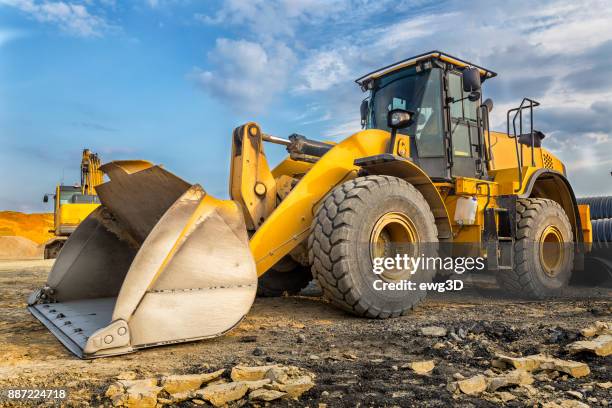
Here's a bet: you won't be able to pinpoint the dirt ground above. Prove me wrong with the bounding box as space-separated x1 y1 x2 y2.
0 260 610 407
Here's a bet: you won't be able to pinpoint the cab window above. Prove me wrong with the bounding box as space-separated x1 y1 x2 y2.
448 72 479 157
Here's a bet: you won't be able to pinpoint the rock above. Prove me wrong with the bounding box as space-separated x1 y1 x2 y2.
161 369 225 394
567 390 583 400
230 365 276 381
265 366 289 383
493 354 590 378
406 360 435 375
239 379 271 391
567 334 612 357
494 354 540 371
491 359 508 369
192 399 206 405
309 354 320 360
105 382 125 401
539 358 590 378
252 347 265 356
105 378 161 408
343 352 357 360
535 373 552 382
587 397 598 404
597 381 612 389
116 379 161 408
196 382 249 407
421 326 447 337
271 375 315 398
239 335 258 343
116 371 138 381
249 388 286 401
450 374 487 395
432 342 445 350
497 391 516 402
297 333 306 343
544 400 590 408
168 391 193 403
452 373 465 380
580 321 611 337
487 369 534 392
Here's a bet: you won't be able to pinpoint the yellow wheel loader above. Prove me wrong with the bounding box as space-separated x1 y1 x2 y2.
28 51 594 358
42 149 103 259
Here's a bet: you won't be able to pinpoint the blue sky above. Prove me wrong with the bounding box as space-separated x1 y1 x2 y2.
1 0 611 212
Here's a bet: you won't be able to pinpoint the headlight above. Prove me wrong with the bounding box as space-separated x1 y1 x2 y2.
387 109 414 129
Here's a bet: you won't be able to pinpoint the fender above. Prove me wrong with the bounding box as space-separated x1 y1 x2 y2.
354 154 453 242
520 168 583 244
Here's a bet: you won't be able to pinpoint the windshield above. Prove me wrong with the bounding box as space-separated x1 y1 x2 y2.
59 186 81 205
367 67 444 157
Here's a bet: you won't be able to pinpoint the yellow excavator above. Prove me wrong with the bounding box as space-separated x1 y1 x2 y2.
42 149 103 258
29 51 595 358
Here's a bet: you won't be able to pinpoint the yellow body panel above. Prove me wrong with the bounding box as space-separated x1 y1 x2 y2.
578 204 593 245
57 202 99 234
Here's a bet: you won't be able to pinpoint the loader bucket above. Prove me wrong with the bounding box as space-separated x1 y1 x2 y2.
28 161 257 358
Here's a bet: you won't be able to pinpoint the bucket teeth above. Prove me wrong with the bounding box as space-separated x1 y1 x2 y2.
28 162 257 358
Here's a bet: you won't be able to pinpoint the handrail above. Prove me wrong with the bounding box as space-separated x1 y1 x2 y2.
506 98 540 193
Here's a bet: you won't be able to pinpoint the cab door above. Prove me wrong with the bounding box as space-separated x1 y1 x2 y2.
446 72 481 179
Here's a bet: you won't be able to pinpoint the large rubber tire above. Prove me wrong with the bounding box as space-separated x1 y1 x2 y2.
497 198 574 298
308 175 438 318
257 256 313 297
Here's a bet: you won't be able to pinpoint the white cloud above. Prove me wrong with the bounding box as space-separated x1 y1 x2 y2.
196 0 347 39
296 50 351 92
0 0 110 37
525 1 612 53
190 38 297 111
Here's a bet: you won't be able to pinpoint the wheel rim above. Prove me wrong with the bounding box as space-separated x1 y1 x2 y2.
539 225 564 277
370 212 419 281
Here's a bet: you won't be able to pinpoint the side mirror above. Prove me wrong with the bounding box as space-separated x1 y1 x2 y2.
387 109 414 130
462 67 481 93
43 195 49 203
468 91 481 102
360 99 369 127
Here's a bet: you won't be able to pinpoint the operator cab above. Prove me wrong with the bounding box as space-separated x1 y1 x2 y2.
356 51 496 181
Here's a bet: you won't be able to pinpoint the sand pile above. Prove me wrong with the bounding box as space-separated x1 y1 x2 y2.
0 212 52 260
0 211 53 244
0 236 43 260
